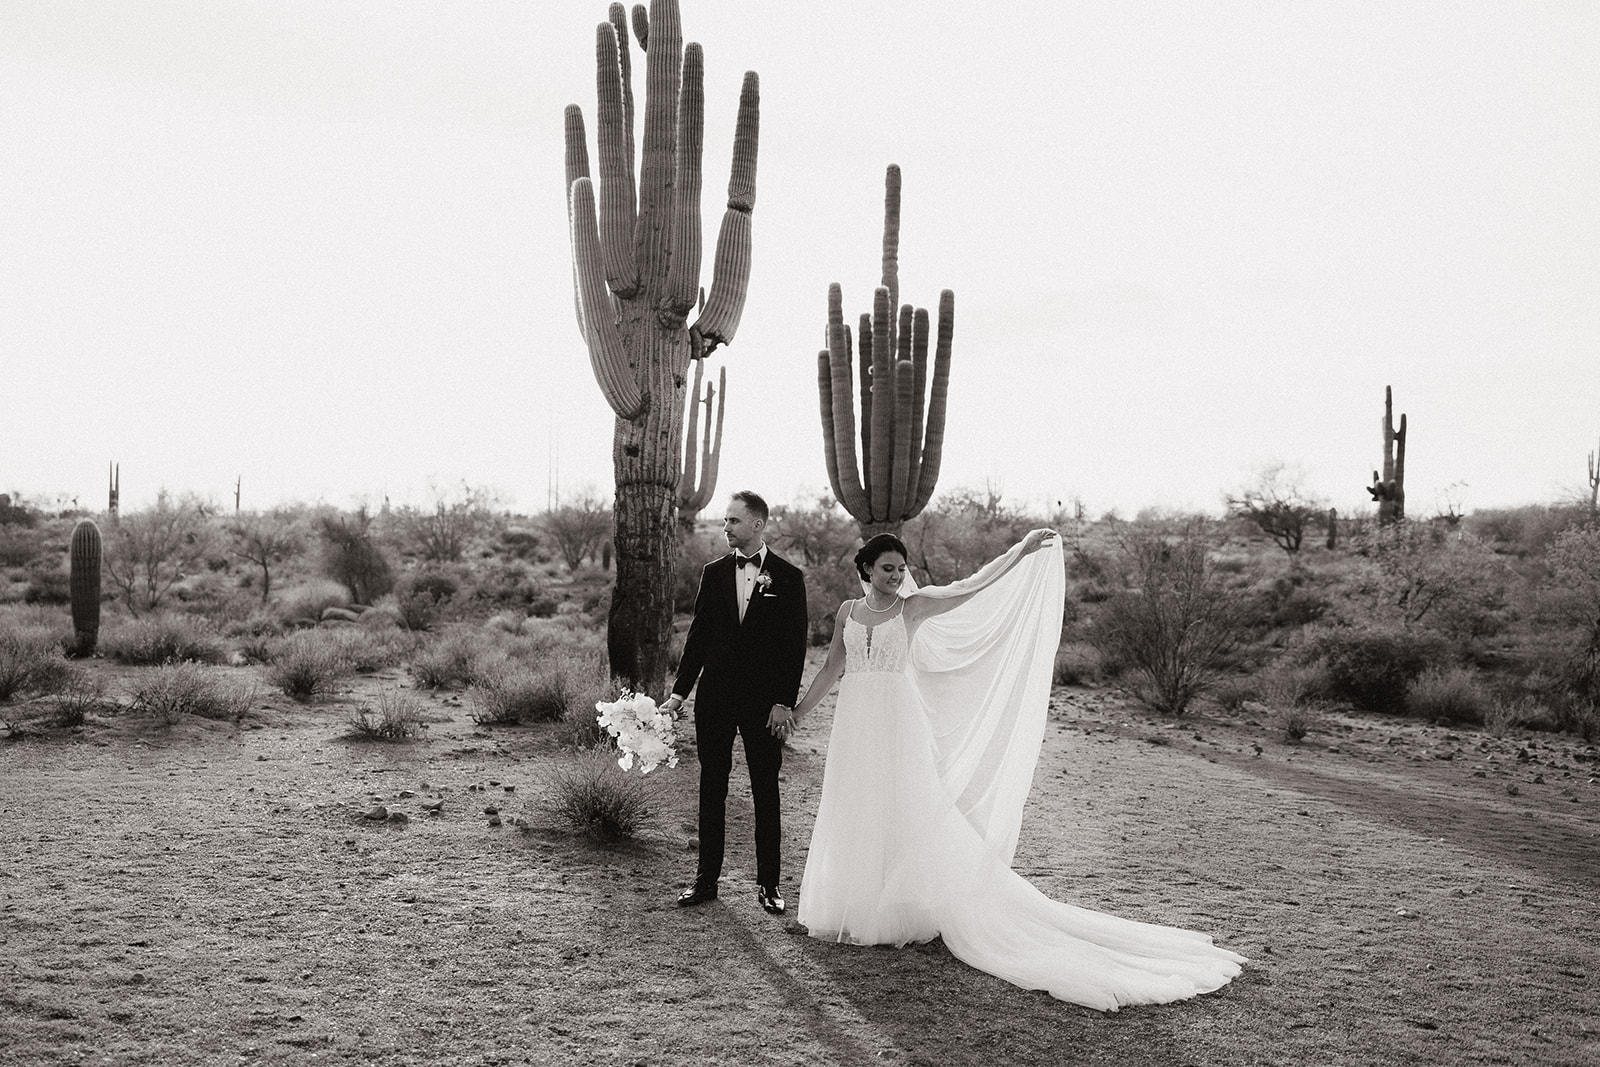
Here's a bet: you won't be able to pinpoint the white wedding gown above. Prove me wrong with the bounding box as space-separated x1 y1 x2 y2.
797 541 1245 1011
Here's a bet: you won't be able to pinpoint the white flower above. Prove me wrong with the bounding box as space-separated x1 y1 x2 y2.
594 690 680 774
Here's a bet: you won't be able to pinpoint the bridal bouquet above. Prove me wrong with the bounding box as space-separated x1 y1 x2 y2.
594 691 680 774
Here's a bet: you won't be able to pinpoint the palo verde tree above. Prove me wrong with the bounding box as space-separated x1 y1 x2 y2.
817 165 954 538
564 0 759 691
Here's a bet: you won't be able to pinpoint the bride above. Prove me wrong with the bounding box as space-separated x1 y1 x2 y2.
777 530 1245 1011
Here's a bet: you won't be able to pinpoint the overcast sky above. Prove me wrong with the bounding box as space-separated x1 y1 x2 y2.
4 1 1596 520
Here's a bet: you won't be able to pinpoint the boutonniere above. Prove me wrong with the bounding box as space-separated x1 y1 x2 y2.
755 571 774 594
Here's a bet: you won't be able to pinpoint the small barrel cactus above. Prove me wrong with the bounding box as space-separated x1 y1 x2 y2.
69 519 102 657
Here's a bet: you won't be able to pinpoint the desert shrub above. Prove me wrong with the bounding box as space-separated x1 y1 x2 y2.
470 649 602 726
102 493 216 615
322 627 410 672
498 528 543 562
1342 524 1511 639
1052 642 1102 687
346 689 427 741
49 672 114 727
1209 675 1259 713
1294 625 1450 715
274 579 352 627
1406 665 1493 723
1274 704 1322 743
265 632 353 701
539 751 649 840
0 625 73 701
100 613 228 666
1484 695 1533 739
1088 523 1247 715
0 525 43 568
318 507 393 604
128 662 256 724
23 565 71 605
408 628 507 689
1257 662 1328 711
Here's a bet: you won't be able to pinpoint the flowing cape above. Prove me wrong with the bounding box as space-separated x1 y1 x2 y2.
904 538 1066 866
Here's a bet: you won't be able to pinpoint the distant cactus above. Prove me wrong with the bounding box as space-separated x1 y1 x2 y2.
817 165 954 538
676 358 725 531
69 519 102 657
1326 507 1338 550
107 461 120 525
1366 386 1407 525
1588 437 1598 514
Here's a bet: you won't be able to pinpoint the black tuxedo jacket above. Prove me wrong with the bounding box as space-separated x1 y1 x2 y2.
672 548 808 714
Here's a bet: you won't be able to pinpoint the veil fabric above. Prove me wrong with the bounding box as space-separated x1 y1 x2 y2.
903 538 1066 865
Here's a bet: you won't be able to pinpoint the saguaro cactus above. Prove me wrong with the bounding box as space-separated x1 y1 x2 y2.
1587 437 1598 514
107 461 120 525
69 519 102 657
564 0 759 690
1366 386 1407 524
676 358 725 532
817 165 954 538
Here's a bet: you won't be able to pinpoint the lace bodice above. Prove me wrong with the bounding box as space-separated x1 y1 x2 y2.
843 612 908 674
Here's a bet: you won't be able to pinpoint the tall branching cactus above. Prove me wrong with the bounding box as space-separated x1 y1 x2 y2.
817 165 953 537
69 519 102 657
676 358 725 531
1587 437 1598 514
1366 385 1407 525
564 0 759 690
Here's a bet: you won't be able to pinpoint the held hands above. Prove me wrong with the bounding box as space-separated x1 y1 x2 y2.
768 704 797 740
1020 528 1058 555
661 694 684 715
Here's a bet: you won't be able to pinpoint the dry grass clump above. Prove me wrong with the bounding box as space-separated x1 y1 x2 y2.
321 627 412 673
470 647 606 726
1406 665 1493 724
264 631 353 701
128 663 257 724
0 624 73 701
100 614 228 666
345 689 427 741
408 629 497 689
539 751 649 840
1051 642 1103 687
48 672 115 727
1483 695 1533 739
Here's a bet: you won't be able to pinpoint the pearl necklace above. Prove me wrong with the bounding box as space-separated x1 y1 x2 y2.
862 593 899 613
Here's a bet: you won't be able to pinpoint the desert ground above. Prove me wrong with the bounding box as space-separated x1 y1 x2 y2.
3 650 1597 1067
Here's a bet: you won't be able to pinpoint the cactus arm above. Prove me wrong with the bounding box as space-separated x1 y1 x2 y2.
692 70 760 347
905 307 929 506
888 360 916 521
867 286 894 521
818 351 850 511
663 42 704 322
635 0 681 292
677 356 705 499
822 284 871 519
857 311 872 480
631 3 648 49
697 366 725 509
910 289 954 514
570 178 646 419
594 23 640 297
564 106 593 339
607 4 636 183
880 164 902 359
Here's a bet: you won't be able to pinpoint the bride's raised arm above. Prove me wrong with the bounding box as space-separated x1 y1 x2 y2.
903 528 1058 627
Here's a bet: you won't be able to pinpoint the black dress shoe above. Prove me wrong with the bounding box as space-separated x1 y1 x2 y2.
757 886 785 915
677 883 718 907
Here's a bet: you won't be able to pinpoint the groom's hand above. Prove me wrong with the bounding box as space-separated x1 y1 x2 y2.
662 694 684 715
767 704 795 739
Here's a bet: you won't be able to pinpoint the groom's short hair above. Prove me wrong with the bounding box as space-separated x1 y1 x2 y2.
729 490 769 522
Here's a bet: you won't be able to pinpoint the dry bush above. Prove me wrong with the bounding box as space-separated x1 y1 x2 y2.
0 624 73 701
321 627 412 673
1293 625 1449 715
471 647 605 726
1052 642 1103 687
265 632 353 701
1273 703 1323 743
1484 695 1533 739
1405 665 1493 724
49 672 114 727
539 751 649 840
129 663 256 724
272 579 352 627
408 629 501 689
101 614 228 666
1088 523 1247 715
346 689 427 741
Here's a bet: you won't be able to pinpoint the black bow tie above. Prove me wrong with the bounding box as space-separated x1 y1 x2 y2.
736 553 761 569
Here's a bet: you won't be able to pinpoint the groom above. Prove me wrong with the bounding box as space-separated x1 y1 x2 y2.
663 490 807 915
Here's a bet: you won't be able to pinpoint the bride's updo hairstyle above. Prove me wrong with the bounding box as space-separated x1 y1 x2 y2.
854 533 909 581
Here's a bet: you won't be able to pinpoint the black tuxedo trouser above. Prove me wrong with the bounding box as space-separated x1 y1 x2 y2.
694 701 784 890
